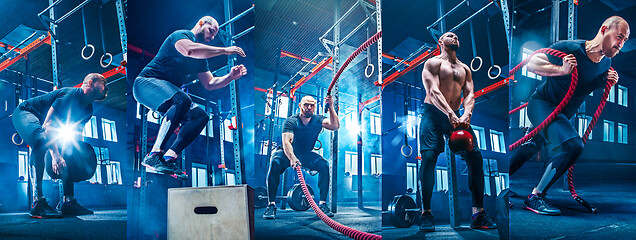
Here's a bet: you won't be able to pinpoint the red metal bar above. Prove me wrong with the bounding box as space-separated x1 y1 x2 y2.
509 102 528 115
290 57 332 97
0 41 21 53
128 44 156 58
382 52 411 66
280 50 333 70
359 94 381 114
376 47 440 89
0 34 51 73
74 65 127 88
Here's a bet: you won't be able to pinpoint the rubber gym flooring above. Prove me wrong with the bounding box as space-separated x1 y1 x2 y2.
0 208 126 240
255 203 382 239
510 162 636 240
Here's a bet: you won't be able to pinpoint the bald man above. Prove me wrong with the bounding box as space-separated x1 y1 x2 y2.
13 73 108 218
263 95 339 219
418 32 497 231
509 16 629 215
133 16 247 181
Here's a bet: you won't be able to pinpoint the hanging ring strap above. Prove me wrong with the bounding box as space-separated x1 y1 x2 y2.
98 4 112 68
470 57 483 71
80 7 94 60
488 65 501 79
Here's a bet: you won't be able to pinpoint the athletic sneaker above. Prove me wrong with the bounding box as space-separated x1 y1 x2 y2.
57 199 94 216
263 204 276 219
418 211 435 232
523 194 561 215
164 157 188 181
141 152 174 174
30 199 63 218
470 210 497 229
319 203 334 217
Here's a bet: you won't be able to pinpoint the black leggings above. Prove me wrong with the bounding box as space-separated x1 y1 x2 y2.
154 91 209 155
419 149 485 210
266 149 330 202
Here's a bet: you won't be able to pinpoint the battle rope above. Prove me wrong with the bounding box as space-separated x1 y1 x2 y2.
508 48 612 213
295 166 381 240
327 31 382 94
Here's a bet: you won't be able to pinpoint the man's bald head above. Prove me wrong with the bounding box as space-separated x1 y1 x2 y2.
438 32 459 52
82 73 108 101
194 16 219 43
299 96 317 118
597 16 630 58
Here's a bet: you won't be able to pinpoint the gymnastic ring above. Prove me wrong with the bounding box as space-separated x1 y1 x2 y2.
12 133 23 146
364 64 375 78
151 111 160 119
470 56 482 71
314 139 322 150
488 65 501 79
400 144 413 157
100 53 113 68
81 44 95 60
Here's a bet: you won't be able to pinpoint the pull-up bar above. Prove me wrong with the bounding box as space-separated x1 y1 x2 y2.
290 57 333 98
376 47 440 89
0 34 51 73
218 5 255 29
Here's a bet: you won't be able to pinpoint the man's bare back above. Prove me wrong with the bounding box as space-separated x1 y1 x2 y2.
424 56 469 111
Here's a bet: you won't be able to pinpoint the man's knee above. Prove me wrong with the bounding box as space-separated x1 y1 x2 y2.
188 106 209 124
172 91 192 107
563 137 584 157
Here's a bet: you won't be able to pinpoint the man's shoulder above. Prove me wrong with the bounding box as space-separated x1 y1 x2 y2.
168 30 195 42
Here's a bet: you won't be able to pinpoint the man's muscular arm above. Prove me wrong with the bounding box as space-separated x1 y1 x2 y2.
175 39 245 59
42 107 65 174
422 59 460 122
282 132 301 167
198 65 247 90
459 64 474 129
527 53 577 77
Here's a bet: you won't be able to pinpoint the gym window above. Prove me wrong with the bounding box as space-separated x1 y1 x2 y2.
577 115 592 140
618 123 628 144
371 154 382 175
89 165 102 184
264 92 289 118
345 151 361 175
136 102 160 124
258 140 271 155
435 167 448 191
406 111 417 138
223 119 233 143
618 85 628 107
192 163 208 187
106 161 122 185
495 173 509 196
370 113 381 135
521 48 542 80
518 103 531 128
18 151 28 182
471 125 487 151
406 163 417 194
607 85 615 103
101 118 118 142
489 130 506 153
83 116 98 139
603 120 614 142
483 159 498 196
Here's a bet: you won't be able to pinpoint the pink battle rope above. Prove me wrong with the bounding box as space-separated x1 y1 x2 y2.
508 48 613 213
327 31 382 94
295 166 381 240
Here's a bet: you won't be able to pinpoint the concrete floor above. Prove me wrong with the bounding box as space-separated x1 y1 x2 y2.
0 208 126 240
255 204 381 239
510 162 636 240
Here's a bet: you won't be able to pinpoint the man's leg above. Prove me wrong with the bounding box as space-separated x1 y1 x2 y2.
58 175 93 216
162 105 209 180
12 109 63 218
509 134 546 175
141 91 192 174
463 126 496 229
419 150 439 213
264 150 289 219
302 153 333 217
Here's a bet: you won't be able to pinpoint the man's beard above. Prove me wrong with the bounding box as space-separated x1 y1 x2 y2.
448 43 459 51
302 110 313 117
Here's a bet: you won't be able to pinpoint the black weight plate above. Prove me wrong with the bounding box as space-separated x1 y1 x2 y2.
287 183 314 211
254 186 268 209
388 195 417 228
